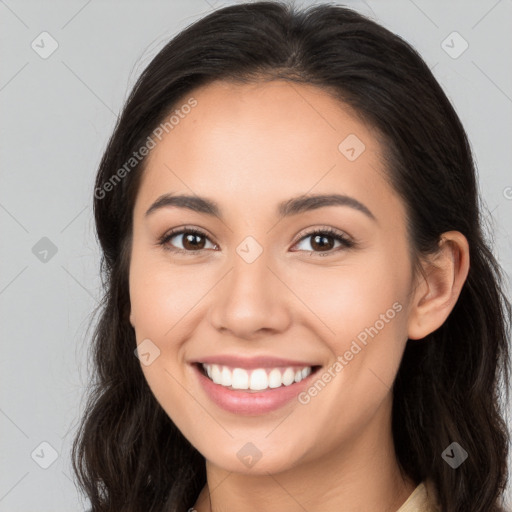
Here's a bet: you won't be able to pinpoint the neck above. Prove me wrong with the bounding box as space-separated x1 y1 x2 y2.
193 394 416 512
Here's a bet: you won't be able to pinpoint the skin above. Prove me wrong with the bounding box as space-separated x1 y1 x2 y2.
128 80 470 512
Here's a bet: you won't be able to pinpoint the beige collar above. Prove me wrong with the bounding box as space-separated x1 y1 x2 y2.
396 480 440 512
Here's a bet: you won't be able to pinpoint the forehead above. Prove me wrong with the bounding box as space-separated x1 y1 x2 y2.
135 79 398 222
150 79 380 164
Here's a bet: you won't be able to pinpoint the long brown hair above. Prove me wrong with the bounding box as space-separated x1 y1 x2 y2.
72 2 511 511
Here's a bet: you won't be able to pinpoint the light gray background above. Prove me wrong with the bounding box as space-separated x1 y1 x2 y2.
1 0 511 510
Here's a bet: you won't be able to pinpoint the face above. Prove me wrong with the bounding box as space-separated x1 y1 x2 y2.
129 80 417 475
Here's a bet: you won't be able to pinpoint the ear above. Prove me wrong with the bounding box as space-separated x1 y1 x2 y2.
130 310 135 328
407 231 470 340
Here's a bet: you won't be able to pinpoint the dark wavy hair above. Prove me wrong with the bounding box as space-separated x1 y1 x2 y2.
72 2 512 511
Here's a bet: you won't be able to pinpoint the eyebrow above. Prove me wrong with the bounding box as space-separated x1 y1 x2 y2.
145 193 376 222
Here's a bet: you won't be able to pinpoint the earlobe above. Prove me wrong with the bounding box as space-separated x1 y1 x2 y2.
407 231 470 340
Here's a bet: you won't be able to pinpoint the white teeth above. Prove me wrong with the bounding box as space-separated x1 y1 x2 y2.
268 368 282 388
249 369 268 390
221 366 232 387
281 367 295 386
201 363 314 391
231 368 249 390
301 367 312 379
211 364 222 384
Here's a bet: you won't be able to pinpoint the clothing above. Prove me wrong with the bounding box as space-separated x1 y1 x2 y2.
396 480 440 512
186 480 440 512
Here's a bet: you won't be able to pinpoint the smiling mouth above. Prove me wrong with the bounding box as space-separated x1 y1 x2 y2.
195 363 321 392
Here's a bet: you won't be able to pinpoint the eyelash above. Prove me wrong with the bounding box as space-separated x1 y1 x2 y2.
157 226 355 256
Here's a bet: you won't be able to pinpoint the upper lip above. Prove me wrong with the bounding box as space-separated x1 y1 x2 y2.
191 355 320 369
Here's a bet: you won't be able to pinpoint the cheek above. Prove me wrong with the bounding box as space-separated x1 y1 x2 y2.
129 252 196 431
286 255 404 343
128 249 208 406
129 249 201 338
128 251 189 412
290 261 408 450
288 249 410 396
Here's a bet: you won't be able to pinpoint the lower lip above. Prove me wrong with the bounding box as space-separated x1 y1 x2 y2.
193 364 318 415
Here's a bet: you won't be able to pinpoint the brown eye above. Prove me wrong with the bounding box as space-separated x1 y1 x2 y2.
292 228 354 254
158 228 216 254
310 233 335 251
181 232 207 250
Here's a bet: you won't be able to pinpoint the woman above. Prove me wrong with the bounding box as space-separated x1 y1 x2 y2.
72 2 511 511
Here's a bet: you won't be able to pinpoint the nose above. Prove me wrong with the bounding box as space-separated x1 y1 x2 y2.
208 251 293 340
